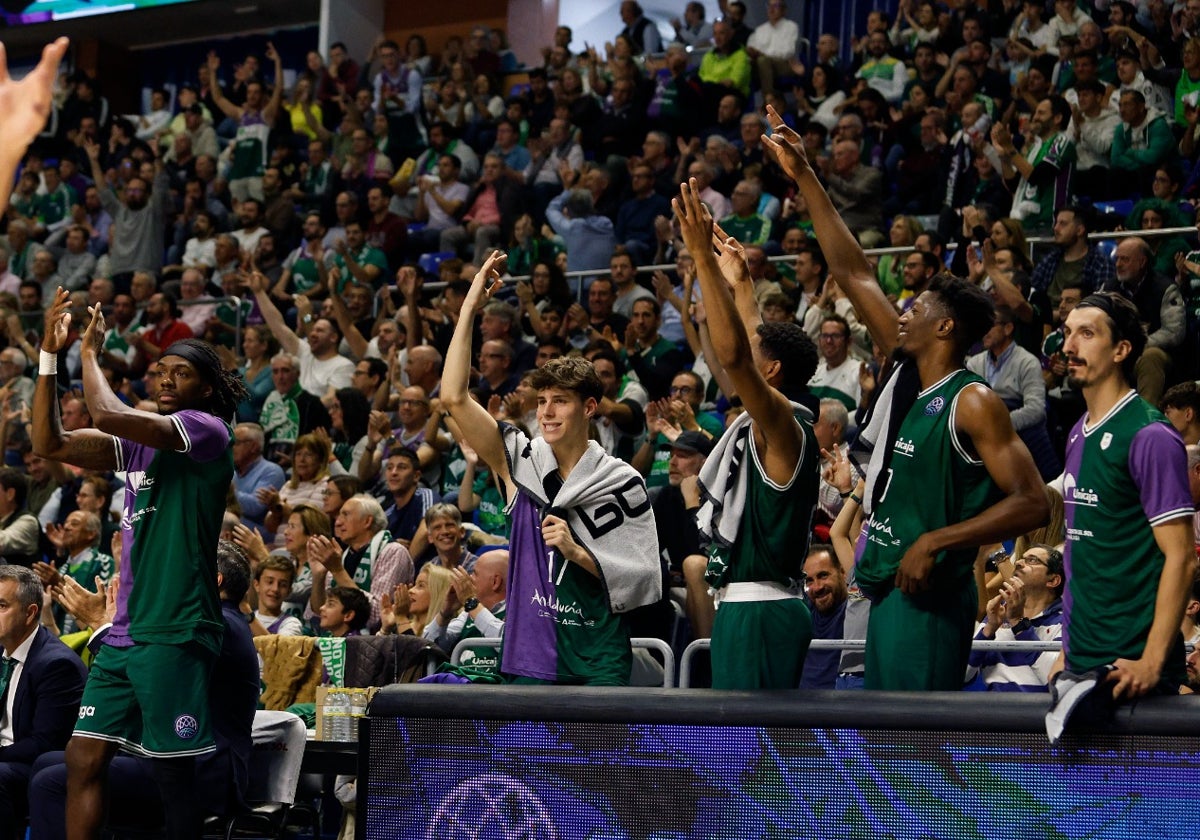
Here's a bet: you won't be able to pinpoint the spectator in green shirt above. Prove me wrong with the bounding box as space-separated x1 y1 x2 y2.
718 180 772 246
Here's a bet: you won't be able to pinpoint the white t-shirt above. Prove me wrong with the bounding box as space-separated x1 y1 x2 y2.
297 341 355 397
255 611 304 636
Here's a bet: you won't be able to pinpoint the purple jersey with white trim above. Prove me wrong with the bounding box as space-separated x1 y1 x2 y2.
107 409 233 653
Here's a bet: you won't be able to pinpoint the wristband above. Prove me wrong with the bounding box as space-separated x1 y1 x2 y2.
848 492 863 506
839 490 851 499
39 350 57 376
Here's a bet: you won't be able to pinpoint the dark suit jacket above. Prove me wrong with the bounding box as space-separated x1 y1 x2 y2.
0 626 87 766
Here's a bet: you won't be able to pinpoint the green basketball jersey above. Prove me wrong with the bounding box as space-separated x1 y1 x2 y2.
230 122 270 180
856 369 1002 596
706 409 820 587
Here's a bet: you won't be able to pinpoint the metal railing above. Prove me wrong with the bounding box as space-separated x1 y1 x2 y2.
678 637 1062 688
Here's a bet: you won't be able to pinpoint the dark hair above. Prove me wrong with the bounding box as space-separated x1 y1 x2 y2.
797 246 828 279
756 321 818 402
537 335 568 354
314 316 343 342
528 356 604 403
161 338 250 420
1075 291 1146 385
587 346 626 376
1046 95 1071 130
327 475 362 508
385 446 421 470
632 296 661 318
333 387 371 443
361 357 388 384
820 313 850 338
18 280 42 300
1057 203 1094 234
329 586 371 632
1028 542 1065 597
0 469 28 510
216 540 251 604
1161 381 1200 414
927 274 996 358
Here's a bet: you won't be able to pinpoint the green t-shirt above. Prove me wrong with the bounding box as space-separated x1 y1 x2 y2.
331 244 389 293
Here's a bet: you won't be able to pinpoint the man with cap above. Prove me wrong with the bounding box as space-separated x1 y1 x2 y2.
649 430 712 636
32 287 248 840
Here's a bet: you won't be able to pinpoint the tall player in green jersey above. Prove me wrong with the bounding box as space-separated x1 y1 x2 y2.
1058 293 1195 699
675 183 821 690
32 288 247 840
762 106 1049 691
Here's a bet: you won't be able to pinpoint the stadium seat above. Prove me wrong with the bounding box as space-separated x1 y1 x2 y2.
417 252 456 277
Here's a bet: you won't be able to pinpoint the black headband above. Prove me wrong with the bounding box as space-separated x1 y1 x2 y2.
161 341 218 383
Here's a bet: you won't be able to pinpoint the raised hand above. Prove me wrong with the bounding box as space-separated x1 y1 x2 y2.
462 251 507 316
41 288 72 353
0 37 69 168
711 222 752 290
761 105 812 184
671 178 714 257
80 303 107 357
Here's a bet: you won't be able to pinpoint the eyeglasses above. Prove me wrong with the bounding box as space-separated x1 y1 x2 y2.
1015 553 1047 567
669 385 695 396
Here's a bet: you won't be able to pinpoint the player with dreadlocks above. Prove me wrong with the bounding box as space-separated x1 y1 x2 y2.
32 287 246 840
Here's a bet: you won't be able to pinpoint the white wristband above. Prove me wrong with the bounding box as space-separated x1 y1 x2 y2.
39 350 57 377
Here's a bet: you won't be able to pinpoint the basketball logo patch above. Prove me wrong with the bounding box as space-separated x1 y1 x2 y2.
924 396 945 416
174 714 199 740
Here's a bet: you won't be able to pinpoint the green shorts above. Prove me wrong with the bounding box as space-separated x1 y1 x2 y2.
864 581 977 691
74 642 217 757
711 598 812 690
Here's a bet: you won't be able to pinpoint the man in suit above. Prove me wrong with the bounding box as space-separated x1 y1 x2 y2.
26 542 259 838
0 564 87 840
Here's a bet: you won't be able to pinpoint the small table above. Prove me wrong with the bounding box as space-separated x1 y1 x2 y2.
302 738 360 775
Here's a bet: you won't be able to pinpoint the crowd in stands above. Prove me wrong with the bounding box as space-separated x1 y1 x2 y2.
1 0 1200 829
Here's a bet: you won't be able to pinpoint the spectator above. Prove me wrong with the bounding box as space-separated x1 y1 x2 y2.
329 221 388 294
0 471 41 566
1110 89 1174 196
649 429 709 624
248 272 354 399
1031 205 1115 309
618 1 662 55
671 2 713 48
1162 382 1200 446
231 422 286 533
176 269 216 338
372 39 421 116
129 293 193 369
206 43 284 203
315 585 371 637
258 352 332 456
967 305 1059 479
545 189 616 274
424 550 507 670
364 185 406 271
614 164 672 265
411 155 470 256
1070 80 1121 200
249 557 304 636
991 95 1074 231
380 448 437 547
595 78 645 161
966 544 1065 691
440 153 523 264
1100 237 1186 405
82 139 169 279
591 348 648 462
799 544 850 690
623 298 685 401
821 140 884 234
718 180 772 246
808 314 862 411
856 30 907 104
748 0 800 101
419 503 478 572
698 19 751 101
